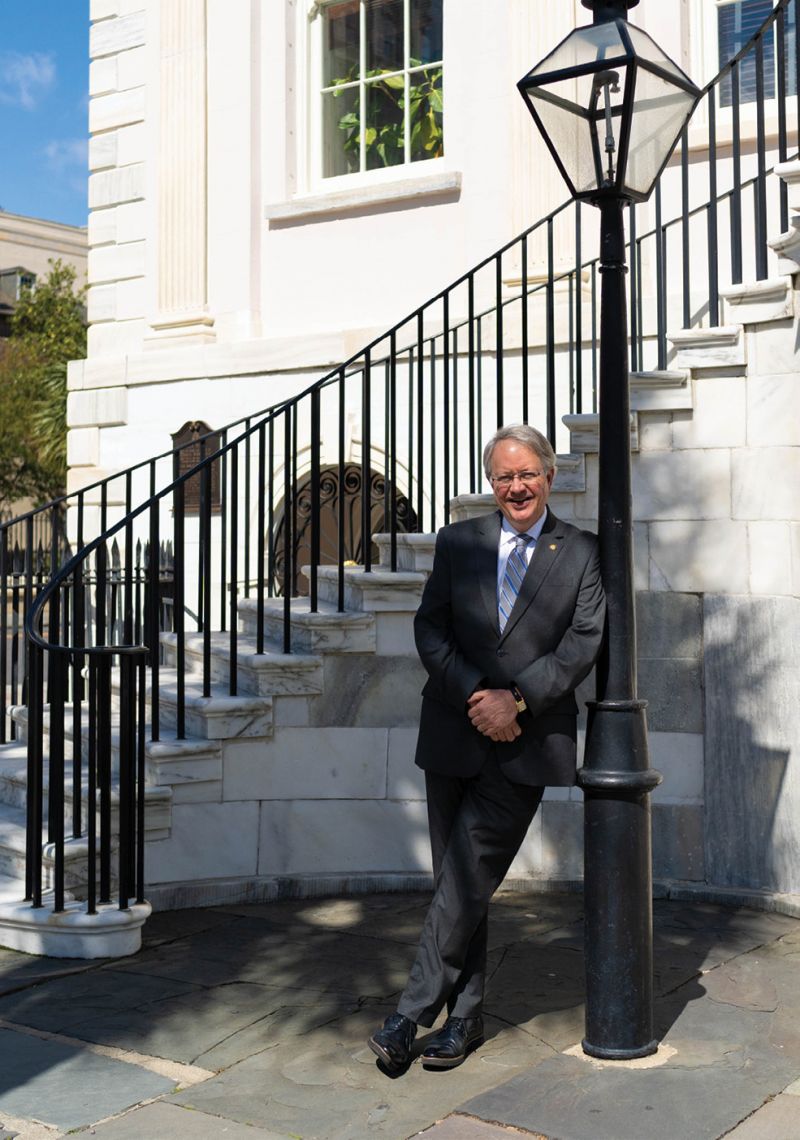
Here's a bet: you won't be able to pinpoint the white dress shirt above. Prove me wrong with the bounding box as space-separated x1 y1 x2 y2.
496 509 549 601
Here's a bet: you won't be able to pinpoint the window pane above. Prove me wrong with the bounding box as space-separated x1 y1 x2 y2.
718 0 774 106
411 0 442 64
366 0 404 74
323 86 361 176
324 0 360 86
365 76 405 168
410 66 443 161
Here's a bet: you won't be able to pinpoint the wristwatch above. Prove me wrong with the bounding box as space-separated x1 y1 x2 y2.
510 684 527 714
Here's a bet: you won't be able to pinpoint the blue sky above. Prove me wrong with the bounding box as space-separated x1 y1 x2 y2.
0 2 89 227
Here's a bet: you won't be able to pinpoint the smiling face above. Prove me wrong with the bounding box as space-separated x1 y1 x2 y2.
489 439 554 533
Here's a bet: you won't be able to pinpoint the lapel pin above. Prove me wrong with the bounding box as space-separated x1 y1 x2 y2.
549 543 557 551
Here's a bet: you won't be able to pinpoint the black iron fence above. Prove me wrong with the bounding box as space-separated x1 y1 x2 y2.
9 0 798 916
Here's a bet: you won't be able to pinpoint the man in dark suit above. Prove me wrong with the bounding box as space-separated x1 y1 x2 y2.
368 423 605 1072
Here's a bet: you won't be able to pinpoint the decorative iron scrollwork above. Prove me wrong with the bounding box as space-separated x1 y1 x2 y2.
273 464 417 595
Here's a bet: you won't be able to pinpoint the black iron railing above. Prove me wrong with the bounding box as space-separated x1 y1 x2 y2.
11 0 798 916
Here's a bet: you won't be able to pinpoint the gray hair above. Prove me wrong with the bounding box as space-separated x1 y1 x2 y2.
482 424 557 481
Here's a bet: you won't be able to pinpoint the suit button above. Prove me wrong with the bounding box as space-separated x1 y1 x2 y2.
496 650 507 657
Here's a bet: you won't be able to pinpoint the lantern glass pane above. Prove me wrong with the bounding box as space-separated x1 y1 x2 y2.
528 21 628 80
624 68 697 195
524 59 630 195
624 23 693 87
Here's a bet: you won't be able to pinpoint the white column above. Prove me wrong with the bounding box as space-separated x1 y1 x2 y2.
149 0 215 343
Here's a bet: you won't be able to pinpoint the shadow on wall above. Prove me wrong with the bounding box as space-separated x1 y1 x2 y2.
704 594 798 893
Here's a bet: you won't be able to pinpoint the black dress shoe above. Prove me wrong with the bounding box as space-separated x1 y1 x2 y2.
421 1015 485 1069
368 1013 417 1069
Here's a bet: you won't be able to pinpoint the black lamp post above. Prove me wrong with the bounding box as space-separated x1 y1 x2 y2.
518 0 701 1059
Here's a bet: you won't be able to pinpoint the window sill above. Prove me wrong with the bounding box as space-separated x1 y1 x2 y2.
265 169 462 226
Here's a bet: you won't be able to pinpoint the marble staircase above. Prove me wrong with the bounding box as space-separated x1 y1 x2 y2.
1 231 799 954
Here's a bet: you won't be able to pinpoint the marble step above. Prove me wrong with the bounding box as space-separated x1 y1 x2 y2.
630 370 692 412
7 704 217 803
237 595 376 654
562 412 640 454
0 798 31 880
81 666 274 743
154 669 274 741
0 742 171 900
668 325 744 370
0 736 172 838
0 797 94 895
160 631 323 697
311 564 427 613
720 276 793 325
373 533 436 574
0 871 24 904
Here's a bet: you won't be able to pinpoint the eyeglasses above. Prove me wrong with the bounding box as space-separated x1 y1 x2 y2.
490 470 546 488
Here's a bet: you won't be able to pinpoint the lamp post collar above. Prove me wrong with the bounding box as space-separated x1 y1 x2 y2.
581 0 639 23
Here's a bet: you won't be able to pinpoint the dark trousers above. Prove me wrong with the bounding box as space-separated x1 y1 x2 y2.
397 756 544 1028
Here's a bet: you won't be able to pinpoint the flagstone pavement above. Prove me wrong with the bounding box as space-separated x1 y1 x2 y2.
0 889 798 1139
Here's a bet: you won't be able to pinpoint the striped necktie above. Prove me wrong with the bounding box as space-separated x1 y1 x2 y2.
498 533 531 633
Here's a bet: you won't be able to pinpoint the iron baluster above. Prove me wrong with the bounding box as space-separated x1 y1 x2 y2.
467 275 477 489
136 655 146 903
777 5 789 234
310 386 321 609
283 409 294 647
87 655 98 913
680 128 691 328
546 217 556 444
97 653 112 905
629 204 639 371
495 255 503 426
363 346 373 573
257 422 266 653
707 91 720 326
339 370 347 607
655 182 667 371
229 446 239 694
575 204 584 414
521 237 529 424
754 33 769 280
25 642 44 906
173 474 186 740
148 477 161 742
201 462 212 698
390 334 398 571
244 419 252 598
219 433 228 634
443 297 451 525
731 63 743 285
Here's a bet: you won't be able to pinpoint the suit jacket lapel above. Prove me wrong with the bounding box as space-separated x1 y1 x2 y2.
499 510 566 642
474 510 502 632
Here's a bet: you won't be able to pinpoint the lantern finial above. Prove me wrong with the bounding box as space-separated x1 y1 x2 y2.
581 0 639 23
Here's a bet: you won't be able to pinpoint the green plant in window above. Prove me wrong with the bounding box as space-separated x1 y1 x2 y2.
332 62 443 169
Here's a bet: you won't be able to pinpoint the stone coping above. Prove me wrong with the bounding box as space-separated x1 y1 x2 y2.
141 872 800 920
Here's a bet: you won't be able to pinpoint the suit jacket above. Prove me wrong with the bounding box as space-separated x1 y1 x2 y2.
414 509 605 787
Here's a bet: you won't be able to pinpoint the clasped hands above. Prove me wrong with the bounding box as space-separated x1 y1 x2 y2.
467 688 521 742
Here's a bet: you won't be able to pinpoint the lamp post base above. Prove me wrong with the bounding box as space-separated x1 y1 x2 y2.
579 699 662 1059
581 1037 659 1061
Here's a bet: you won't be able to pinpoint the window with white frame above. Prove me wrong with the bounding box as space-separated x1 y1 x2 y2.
717 0 796 106
318 0 443 179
